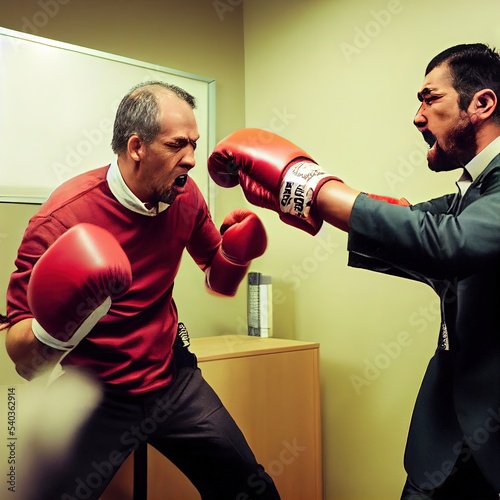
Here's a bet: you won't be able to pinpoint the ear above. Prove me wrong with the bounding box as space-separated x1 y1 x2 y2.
469 89 497 124
127 135 145 162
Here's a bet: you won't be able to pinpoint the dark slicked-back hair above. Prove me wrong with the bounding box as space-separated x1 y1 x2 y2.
111 81 196 154
426 43 500 123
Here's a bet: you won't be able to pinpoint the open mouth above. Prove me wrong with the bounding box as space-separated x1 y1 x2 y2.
422 130 437 149
174 174 188 187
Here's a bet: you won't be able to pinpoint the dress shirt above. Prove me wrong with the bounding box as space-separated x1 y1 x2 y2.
106 160 170 216
456 136 500 194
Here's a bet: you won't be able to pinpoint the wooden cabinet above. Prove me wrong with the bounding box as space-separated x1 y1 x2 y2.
102 335 322 500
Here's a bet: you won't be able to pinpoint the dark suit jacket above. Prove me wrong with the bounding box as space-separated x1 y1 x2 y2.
347 153 500 491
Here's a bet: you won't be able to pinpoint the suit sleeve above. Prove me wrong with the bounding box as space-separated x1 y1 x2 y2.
347 170 500 281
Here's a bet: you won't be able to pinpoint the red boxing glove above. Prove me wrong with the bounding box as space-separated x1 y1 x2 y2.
208 128 342 236
28 223 132 351
207 209 267 296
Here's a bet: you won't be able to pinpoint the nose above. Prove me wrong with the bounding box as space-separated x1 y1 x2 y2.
413 103 427 130
182 144 196 169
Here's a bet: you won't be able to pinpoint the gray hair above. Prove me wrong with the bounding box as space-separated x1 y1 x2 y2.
111 81 196 154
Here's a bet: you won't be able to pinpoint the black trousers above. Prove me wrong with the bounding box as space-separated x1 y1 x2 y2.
31 345 280 500
401 443 498 499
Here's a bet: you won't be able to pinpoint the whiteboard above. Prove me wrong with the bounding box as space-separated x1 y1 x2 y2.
0 27 216 212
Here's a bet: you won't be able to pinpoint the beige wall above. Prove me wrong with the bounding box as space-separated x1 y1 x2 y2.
242 0 500 499
2 0 500 499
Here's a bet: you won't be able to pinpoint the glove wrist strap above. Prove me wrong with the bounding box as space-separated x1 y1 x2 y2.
279 161 335 219
31 297 112 351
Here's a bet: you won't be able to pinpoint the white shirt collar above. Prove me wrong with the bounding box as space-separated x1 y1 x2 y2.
457 136 500 194
106 160 169 216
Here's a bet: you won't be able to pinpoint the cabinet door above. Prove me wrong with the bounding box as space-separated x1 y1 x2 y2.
102 345 322 500
146 348 322 500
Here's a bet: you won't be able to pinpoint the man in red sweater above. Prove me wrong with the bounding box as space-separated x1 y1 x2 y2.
5 81 279 499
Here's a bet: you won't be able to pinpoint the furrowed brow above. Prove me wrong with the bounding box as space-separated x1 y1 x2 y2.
417 87 435 102
169 136 198 149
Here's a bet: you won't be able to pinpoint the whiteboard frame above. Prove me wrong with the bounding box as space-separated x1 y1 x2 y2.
0 27 216 215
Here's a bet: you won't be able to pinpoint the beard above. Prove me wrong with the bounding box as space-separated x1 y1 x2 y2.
155 187 178 205
152 175 188 205
426 118 477 172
